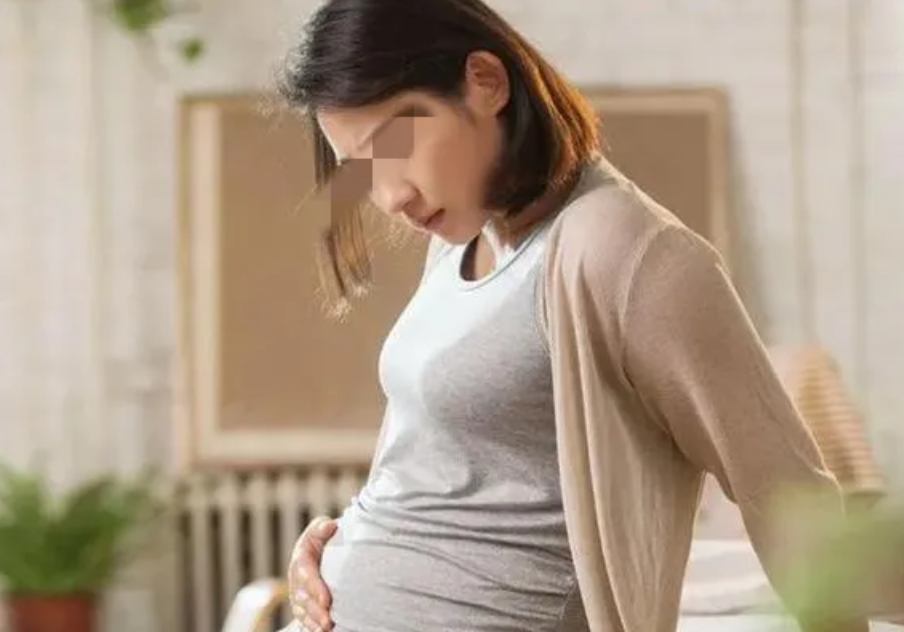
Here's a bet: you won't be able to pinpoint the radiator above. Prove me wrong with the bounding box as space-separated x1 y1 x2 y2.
170 467 369 632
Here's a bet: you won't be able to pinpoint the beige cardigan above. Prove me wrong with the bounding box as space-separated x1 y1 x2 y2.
538 162 855 632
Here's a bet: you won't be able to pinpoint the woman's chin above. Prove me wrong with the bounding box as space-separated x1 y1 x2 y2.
431 221 482 246
409 210 482 245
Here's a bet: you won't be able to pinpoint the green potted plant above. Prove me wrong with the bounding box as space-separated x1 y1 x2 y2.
0 464 166 632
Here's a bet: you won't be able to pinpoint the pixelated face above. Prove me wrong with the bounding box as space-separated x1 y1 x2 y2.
316 52 510 245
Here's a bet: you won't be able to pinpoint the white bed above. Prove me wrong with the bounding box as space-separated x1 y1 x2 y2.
680 538 903 632
679 615 902 631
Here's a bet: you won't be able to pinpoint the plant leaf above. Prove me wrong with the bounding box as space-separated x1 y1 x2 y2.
0 465 166 594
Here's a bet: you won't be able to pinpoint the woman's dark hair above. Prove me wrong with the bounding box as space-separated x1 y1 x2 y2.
276 0 601 311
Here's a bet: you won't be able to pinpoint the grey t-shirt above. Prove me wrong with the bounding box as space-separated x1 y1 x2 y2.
320 215 588 632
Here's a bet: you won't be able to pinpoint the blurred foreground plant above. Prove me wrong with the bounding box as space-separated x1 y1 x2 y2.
95 0 206 64
773 488 904 629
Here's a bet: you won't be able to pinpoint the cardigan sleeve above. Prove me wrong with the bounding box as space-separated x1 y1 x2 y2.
621 226 835 502
620 225 865 630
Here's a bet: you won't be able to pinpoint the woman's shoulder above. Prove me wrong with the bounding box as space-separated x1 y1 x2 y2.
542 159 721 314
548 163 673 272
551 161 687 256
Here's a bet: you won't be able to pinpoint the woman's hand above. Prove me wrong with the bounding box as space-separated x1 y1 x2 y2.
288 516 338 632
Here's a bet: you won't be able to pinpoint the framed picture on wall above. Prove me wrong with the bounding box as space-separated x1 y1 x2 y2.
175 93 428 470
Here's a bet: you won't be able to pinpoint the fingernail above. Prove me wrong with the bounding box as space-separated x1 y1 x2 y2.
318 521 331 533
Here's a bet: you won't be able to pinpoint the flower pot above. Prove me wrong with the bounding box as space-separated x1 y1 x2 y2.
5 593 98 632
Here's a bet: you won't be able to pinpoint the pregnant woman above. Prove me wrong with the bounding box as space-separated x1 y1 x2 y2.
276 0 862 631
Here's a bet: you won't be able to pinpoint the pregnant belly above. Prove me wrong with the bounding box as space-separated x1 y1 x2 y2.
320 509 578 632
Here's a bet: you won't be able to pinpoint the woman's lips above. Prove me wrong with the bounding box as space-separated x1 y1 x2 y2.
416 208 445 230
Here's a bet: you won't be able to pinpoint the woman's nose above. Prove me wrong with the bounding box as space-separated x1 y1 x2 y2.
372 179 417 217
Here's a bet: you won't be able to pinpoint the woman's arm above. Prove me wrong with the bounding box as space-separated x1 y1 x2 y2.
619 224 867 632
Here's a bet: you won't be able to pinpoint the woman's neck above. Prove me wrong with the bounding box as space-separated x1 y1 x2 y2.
487 168 584 248
480 221 516 263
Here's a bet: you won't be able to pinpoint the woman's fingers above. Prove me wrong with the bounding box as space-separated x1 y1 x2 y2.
288 517 338 630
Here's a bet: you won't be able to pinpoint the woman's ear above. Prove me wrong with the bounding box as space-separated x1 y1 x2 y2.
462 50 510 117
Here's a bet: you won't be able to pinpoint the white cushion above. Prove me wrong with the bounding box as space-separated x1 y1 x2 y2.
681 539 780 615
